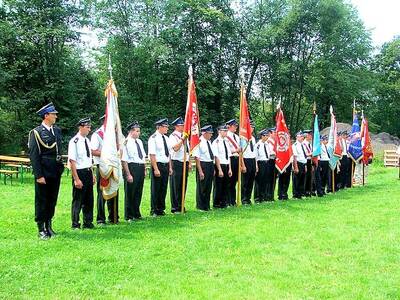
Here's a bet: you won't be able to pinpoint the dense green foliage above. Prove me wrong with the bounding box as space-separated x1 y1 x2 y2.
0 162 399 298
0 0 399 153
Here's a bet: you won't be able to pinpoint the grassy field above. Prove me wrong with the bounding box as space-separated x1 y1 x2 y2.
0 162 399 299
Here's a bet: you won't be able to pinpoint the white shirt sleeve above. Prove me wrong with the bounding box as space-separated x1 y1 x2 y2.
90 133 100 150
68 139 77 162
121 143 129 162
292 144 298 157
148 136 156 155
212 140 219 158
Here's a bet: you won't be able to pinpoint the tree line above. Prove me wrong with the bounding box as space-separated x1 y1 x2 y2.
0 0 399 154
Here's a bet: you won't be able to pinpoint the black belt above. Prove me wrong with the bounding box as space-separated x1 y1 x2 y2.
128 162 145 166
157 162 169 165
77 168 92 172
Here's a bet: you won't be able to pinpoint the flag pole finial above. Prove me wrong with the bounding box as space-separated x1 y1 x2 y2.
188 65 193 78
277 100 281 110
330 105 333 114
313 101 317 114
108 54 113 80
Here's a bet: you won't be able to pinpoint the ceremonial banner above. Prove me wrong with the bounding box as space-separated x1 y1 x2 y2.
275 108 292 173
183 70 200 153
348 115 363 162
361 115 373 164
312 114 321 157
99 79 125 200
239 83 252 145
327 106 342 170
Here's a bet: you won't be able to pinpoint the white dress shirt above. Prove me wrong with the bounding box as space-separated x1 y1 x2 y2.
242 136 257 159
193 136 215 162
256 140 269 161
148 130 171 163
121 136 146 164
90 126 104 165
226 131 240 157
169 131 189 162
292 141 307 164
320 143 330 161
68 133 93 169
212 136 232 165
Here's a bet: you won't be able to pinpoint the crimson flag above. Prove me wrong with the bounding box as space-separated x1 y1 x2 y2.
275 108 293 173
183 69 200 153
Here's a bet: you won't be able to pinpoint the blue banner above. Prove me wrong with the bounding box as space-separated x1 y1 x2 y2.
348 115 363 162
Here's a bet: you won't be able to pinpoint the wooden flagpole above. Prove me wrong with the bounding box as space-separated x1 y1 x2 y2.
350 100 355 188
236 78 244 206
108 55 118 224
180 66 192 213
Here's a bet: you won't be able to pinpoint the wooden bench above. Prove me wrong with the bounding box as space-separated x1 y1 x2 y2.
384 150 399 167
0 170 19 185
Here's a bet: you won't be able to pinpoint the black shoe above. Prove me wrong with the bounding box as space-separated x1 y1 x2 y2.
37 222 50 240
45 220 57 237
83 223 95 229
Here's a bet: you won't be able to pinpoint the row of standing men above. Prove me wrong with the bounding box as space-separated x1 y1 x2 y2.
28 103 354 239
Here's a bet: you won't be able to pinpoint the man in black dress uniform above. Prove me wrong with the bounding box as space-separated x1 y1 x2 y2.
28 102 64 239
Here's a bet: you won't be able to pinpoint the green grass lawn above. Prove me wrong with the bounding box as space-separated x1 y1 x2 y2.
0 163 399 299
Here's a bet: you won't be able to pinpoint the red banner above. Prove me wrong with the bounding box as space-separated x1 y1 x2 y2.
239 84 252 141
275 109 293 173
183 75 200 153
361 117 373 164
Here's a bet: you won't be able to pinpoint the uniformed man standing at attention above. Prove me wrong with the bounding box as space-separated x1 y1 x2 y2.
254 129 269 203
302 130 314 197
68 117 95 229
193 125 215 211
292 131 307 199
225 119 241 206
169 117 190 214
265 128 277 201
28 103 64 239
320 135 331 194
212 125 232 208
240 121 257 205
121 121 146 221
90 115 111 226
148 118 172 216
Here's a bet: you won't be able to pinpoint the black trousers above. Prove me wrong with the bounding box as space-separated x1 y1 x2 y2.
265 159 276 201
320 160 330 193
196 161 214 211
213 164 230 208
170 160 189 213
278 164 292 200
228 156 239 206
150 162 169 215
314 162 324 196
305 159 313 196
34 176 61 223
254 160 268 202
125 163 145 219
72 169 94 228
241 158 256 204
292 162 306 198
96 166 119 224
339 155 351 189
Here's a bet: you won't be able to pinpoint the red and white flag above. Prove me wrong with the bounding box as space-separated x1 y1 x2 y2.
361 114 373 164
275 106 292 173
99 79 125 200
183 67 201 153
239 83 252 143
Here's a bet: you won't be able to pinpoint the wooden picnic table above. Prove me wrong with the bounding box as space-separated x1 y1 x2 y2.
0 155 31 183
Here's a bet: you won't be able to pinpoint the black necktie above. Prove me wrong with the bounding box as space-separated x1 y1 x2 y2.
207 141 214 160
84 139 90 158
264 143 269 159
223 140 228 160
301 144 307 160
250 140 254 152
234 135 237 143
162 135 169 157
136 140 143 159
325 145 331 159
